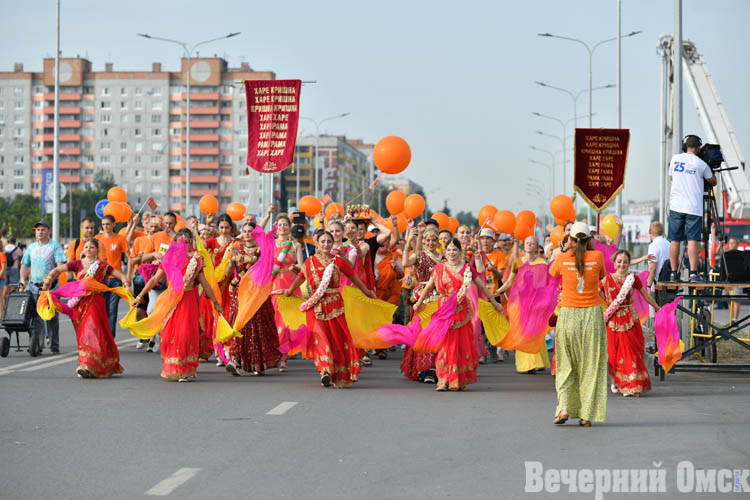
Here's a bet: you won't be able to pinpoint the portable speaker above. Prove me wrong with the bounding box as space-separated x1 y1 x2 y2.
2 291 35 331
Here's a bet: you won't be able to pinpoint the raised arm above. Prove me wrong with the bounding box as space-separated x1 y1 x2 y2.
125 213 140 246
611 215 624 248
258 204 274 230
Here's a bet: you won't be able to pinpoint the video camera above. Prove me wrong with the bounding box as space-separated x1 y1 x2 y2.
290 211 307 239
698 143 724 170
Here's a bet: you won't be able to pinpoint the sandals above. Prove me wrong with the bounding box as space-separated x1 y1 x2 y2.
579 420 592 427
553 412 569 425
361 356 373 367
320 373 331 387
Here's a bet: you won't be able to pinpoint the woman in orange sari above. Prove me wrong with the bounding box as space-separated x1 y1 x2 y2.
413 238 503 391
283 231 376 388
42 238 128 378
133 229 224 381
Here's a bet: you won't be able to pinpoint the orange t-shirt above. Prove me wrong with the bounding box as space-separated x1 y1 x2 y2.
66 238 106 261
549 250 606 308
151 231 174 255
482 249 505 293
0 252 6 279
95 233 130 272
130 234 156 271
119 227 145 240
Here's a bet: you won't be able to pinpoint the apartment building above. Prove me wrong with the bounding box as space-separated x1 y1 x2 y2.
0 57 275 214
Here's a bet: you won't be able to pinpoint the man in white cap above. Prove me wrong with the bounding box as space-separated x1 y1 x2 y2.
478 227 506 362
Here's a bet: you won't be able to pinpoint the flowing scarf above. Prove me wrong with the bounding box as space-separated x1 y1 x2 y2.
300 260 335 311
654 297 683 372
37 270 134 321
593 239 616 274
631 270 651 325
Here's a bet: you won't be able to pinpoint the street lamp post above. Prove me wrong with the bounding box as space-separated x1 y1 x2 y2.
534 82 615 130
528 159 554 200
60 149 74 239
137 32 240 216
300 113 350 200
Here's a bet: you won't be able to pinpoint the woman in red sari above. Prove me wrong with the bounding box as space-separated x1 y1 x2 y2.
133 229 224 381
42 238 127 378
224 221 282 375
601 250 660 397
283 231 376 388
413 238 503 391
203 214 236 364
400 225 442 383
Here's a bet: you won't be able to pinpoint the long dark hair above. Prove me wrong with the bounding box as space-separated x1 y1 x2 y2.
571 235 594 275
216 213 237 236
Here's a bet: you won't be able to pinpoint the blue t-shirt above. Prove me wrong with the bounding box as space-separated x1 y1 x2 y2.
21 240 66 283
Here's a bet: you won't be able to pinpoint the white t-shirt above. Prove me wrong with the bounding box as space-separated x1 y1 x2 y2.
647 235 671 289
668 152 713 216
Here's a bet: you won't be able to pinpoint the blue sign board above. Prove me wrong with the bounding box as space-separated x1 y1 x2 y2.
41 169 53 212
95 199 109 219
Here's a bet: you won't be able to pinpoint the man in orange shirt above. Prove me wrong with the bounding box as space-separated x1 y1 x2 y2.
96 214 130 337
66 218 105 277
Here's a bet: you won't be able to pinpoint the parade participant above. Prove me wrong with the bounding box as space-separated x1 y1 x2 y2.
400 225 442 383
128 214 163 345
373 240 404 359
198 224 213 243
476 227 505 362
438 229 453 249
548 222 607 426
496 236 551 373
667 135 717 282
328 220 358 276
283 231 377 388
352 206 394 274
66 217 106 262
413 238 503 391
132 229 223 381
96 214 130 338
271 212 304 372
42 238 128 378
224 222 282 375
2 237 23 314
646 221 671 293
19 221 67 354
601 250 660 397
205 214 237 265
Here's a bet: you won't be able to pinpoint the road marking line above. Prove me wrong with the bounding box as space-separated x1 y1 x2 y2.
1 338 137 374
267 401 298 415
145 468 201 496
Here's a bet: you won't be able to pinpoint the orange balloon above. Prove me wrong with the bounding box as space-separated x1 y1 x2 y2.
104 201 131 223
373 136 412 175
446 217 459 234
396 213 408 233
554 214 568 226
381 218 396 235
385 190 406 215
514 222 533 241
199 195 218 215
493 210 516 234
567 206 578 224
298 195 322 216
550 225 565 246
107 186 127 203
403 194 425 219
550 194 574 219
517 210 536 229
227 202 246 221
478 205 497 227
324 202 344 219
432 212 449 231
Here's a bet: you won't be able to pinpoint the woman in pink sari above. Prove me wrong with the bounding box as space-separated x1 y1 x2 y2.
42 238 127 378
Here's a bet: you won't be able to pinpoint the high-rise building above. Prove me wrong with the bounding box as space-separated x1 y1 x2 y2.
279 135 372 211
0 57 274 214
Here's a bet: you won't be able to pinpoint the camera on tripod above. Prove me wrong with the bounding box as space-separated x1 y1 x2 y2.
698 143 724 170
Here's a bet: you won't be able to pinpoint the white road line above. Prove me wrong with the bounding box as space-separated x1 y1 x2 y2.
1 338 137 375
145 468 201 496
266 401 298 415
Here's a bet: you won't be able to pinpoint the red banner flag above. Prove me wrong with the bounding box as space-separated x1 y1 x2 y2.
574 128 630 211
146 197 157 211
244 79 302 173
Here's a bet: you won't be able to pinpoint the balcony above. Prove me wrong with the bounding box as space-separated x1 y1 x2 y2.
169 187 219 197
188 147 219 155
169 106 219 115
43 106 80 114
184 133 218 141
39 160 81 169
43 92 81 101
171 92 219 101
44 146 80 155
60 120 80 128
172 161 219 170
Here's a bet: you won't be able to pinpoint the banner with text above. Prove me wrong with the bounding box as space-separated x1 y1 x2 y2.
245 79 302 173
574 128 629 212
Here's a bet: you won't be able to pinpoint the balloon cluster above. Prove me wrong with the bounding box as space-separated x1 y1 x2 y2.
103 187 131 223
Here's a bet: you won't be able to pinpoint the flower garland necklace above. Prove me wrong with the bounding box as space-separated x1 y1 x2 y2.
604 273 635 322
182 253 199 287
300 255 335 312
273 239 294 276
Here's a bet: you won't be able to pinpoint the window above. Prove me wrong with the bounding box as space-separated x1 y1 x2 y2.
14 87 23 96
220 141 232 150
101 141 111 150
120 142 127 151
102 87 111 96
134 128 142 137
121 114 128 123
152 169 161 177
151 155 161 163
135 184 142 193
100 114 111 123
134 169 140 178
13 155 23 164
134 101 143 110
100 155 110 164
152 101 162 111
151 184 162 193
120 101 127 109
33 101 42 109
134 114 142 123
14 101 23 110
152 128 161 136
13 128 23 137
14 141 23 150
220 155 231 163
31 182 40 190
100 101 111 109
151 143 163 152
135 143 143 152
13 183 23 191
135 88 142 96
120 169 126 177
14 115 23 123
134 155 142 164
103 128 109 136
13 169 23 177
152 87 162 96
151 114 161 123
120 128 128 137
120 88 127 96
120 155 127 164
0 128 4 137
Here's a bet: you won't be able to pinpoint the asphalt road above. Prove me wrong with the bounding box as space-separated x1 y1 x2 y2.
1 313 749 500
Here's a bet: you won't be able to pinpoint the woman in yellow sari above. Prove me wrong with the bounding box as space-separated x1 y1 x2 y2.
496 235 551 373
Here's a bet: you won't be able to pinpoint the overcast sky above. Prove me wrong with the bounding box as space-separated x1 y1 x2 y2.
4 0 749 215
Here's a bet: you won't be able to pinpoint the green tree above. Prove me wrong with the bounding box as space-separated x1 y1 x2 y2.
0 194 43 240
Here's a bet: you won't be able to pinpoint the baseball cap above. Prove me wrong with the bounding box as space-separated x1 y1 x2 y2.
498 233 511 241
589 225 597 234
570 221 590 239
34 220 50 229
479 228 496 238
368 224 378 232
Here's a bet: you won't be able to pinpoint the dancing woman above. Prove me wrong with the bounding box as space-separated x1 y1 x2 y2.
601 250 660 397
413 238 503 391
223 222 282 375
42 238 128 378
496 236 552 374
132 229 224 382
400 225 442 382
548 222 607 426
283 231 376 388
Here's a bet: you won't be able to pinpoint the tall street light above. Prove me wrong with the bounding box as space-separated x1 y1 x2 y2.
538 30 642 129
138 32 240 216
534 81 615 129
528 159 554 199
300 113 350 200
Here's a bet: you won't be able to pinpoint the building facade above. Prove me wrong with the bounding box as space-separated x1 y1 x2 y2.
0 57 274 214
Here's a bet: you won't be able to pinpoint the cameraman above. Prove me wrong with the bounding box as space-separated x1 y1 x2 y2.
667 134 716 282
289 211 316 260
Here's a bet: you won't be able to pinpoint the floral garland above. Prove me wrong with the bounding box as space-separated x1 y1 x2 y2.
182 254 199 288
456 264 473 302
299 259 335 312
273 240 293 276
604 273 635 322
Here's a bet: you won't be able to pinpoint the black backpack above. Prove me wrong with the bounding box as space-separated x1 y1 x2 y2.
4 245 17 267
